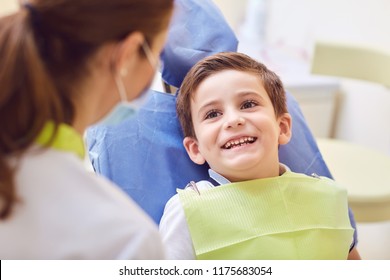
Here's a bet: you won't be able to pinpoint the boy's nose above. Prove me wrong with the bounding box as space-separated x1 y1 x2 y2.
223 114 245 129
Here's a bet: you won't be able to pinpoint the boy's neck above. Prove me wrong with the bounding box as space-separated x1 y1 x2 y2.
209 163 289 185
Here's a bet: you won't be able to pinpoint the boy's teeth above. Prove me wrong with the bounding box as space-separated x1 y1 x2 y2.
223 137 255 149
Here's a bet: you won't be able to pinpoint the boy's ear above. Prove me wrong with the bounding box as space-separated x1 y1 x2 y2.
278 113 292 145
183 137 206 165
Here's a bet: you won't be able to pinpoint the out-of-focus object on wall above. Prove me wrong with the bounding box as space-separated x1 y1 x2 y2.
311 41 390 87
238 0 268 46
283 76 339 138
212 0 247 31
312 40 390 222
317 137 390 259
264 0 390 155
311 40 390 259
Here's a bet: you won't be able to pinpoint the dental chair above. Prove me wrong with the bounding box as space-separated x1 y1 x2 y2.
86 0 357 247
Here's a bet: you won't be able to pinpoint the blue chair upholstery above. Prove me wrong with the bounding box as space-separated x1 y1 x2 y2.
161 0 238 88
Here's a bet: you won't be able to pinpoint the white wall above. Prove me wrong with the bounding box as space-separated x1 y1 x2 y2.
266 0 390 53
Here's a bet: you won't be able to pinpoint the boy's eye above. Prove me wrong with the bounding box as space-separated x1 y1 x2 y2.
241 100 258 109
205 110 221 119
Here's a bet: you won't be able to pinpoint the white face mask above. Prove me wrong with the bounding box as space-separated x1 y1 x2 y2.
96 40 159 126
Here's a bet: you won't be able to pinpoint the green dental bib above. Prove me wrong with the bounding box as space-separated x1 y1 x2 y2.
178 172 354 260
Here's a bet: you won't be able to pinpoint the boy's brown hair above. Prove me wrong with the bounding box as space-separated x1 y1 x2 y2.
176 52 288 138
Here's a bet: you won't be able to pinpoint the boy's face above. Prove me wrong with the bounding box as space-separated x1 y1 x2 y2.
183 70 292 182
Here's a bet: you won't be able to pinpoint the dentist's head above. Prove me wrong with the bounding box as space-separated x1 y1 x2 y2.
0 0 173 219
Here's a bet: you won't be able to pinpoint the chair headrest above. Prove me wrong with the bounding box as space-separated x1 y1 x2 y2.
160 0 239 88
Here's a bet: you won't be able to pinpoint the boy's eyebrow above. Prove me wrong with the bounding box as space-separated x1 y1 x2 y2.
238 90 264 99
197 100 220 117
238 91 268 104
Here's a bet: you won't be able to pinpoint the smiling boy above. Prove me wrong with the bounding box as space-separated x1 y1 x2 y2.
159 52 356 260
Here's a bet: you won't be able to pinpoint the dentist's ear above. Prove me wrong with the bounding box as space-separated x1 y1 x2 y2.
110 31 144 76
183 137 206 165
278 113 292 145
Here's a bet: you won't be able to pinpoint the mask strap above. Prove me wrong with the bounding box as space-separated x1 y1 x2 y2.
142 40 160 70
114 73 128 103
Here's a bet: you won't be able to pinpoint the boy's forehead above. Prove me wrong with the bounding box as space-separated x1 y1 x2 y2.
194 70 263 94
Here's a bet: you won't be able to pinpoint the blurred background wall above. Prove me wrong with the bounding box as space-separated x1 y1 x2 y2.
214 0 390 156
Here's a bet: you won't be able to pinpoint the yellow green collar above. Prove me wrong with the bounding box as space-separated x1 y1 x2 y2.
35 122 85 159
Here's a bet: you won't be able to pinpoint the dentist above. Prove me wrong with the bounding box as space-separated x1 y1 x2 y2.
0 0 173 259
